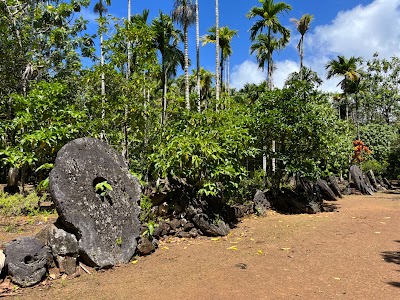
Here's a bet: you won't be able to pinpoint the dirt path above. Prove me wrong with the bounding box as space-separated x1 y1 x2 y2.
8 193 400 299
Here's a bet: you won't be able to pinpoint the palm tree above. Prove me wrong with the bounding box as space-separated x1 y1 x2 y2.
284 66 322 88
195 0 201 112
199 68 214 109
215 0 220 106
290 14 313 79
171 0 196 110
202 26 238 92
152 12 184 125
325 55 363 137
94 0 111 139
127 0 132 80
247 0 291 89
249 33 287 87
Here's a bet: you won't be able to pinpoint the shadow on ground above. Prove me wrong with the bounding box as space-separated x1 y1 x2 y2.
382 240 400 288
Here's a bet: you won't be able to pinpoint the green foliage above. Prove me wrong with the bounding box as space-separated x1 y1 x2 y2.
229 169 267 204
150 104 258 198
0 191 46 217
359 123 397 163
1 82 85 170
95 180 113 197
251 79 352 187
361 159 388 176
387 136 400 179
142 220 158 238
139 195 155 224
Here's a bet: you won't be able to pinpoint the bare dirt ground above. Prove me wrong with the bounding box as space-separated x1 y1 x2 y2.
1 192 399 300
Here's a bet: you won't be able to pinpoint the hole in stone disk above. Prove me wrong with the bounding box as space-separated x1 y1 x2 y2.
24 255 33 264
93 177 113 206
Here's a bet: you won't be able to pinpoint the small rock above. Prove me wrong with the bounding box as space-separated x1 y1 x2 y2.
234 263 247 269
169 218 181 230
136 237 155 256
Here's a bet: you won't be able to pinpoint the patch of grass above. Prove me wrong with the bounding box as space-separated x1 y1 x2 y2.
0 191 47 217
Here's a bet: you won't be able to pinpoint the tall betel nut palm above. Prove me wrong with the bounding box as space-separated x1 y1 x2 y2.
94 0 111 140
247 0 291 90
202 26 238 92
172 0 196 110
325 55 363 137
290 13 313 78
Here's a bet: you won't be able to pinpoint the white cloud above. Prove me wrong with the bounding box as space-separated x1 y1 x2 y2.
307 0 400 59
230 60 267 89
280 0 400 92
273 60 299 88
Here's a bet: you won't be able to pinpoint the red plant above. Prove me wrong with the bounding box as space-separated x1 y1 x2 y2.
352 140 372 163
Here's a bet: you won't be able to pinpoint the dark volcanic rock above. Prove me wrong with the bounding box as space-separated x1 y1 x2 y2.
4 237 51 287
192 213 230 236
350 165 374 195
253 190 271 215
366 170 381 191
136 237 156 256
36 224 79 275
328 176 343 198
49 137 141 269
316 179 337 201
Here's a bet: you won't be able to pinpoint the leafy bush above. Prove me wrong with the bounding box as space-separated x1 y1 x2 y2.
139 195 155 224
0 191 46 216
150 104 258 199
361 159 388 176
251 81 353 188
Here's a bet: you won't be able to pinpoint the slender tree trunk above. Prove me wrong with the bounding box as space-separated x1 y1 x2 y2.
162 67 168 125
100 12 106 140
227 56 230 93
184 22 190 110
195 0 201 112
127 0 131 81
122 0 132 163
299 36 304 80
215 0 220 109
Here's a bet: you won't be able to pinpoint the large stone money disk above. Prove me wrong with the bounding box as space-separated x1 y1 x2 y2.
49 138 141 268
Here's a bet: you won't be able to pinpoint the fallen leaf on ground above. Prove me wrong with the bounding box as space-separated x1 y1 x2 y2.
161 246 169 250
131 259 138 264
281 247 291 251
257 250 263 255
211 237 220 241
227 245 238 250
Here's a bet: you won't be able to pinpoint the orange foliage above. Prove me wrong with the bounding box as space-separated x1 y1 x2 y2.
352 140 372 163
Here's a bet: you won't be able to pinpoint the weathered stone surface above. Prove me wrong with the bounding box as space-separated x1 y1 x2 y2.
316 179 337 201
192 213 230 236
366 170 381 191
4 167 19 194
350 165 374 195
4 237 51 287
136 237 155 256
153 221 171 238
36 224 78 256
49 137 141 269
328 176 343 198
0 250 5 275
35 224 78 273
169 218 181 230
56 256 77 275
383 178 393 190
253 190 271 215
363 174 377 192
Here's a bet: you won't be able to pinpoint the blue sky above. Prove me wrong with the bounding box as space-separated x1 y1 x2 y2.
80 0 400 91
